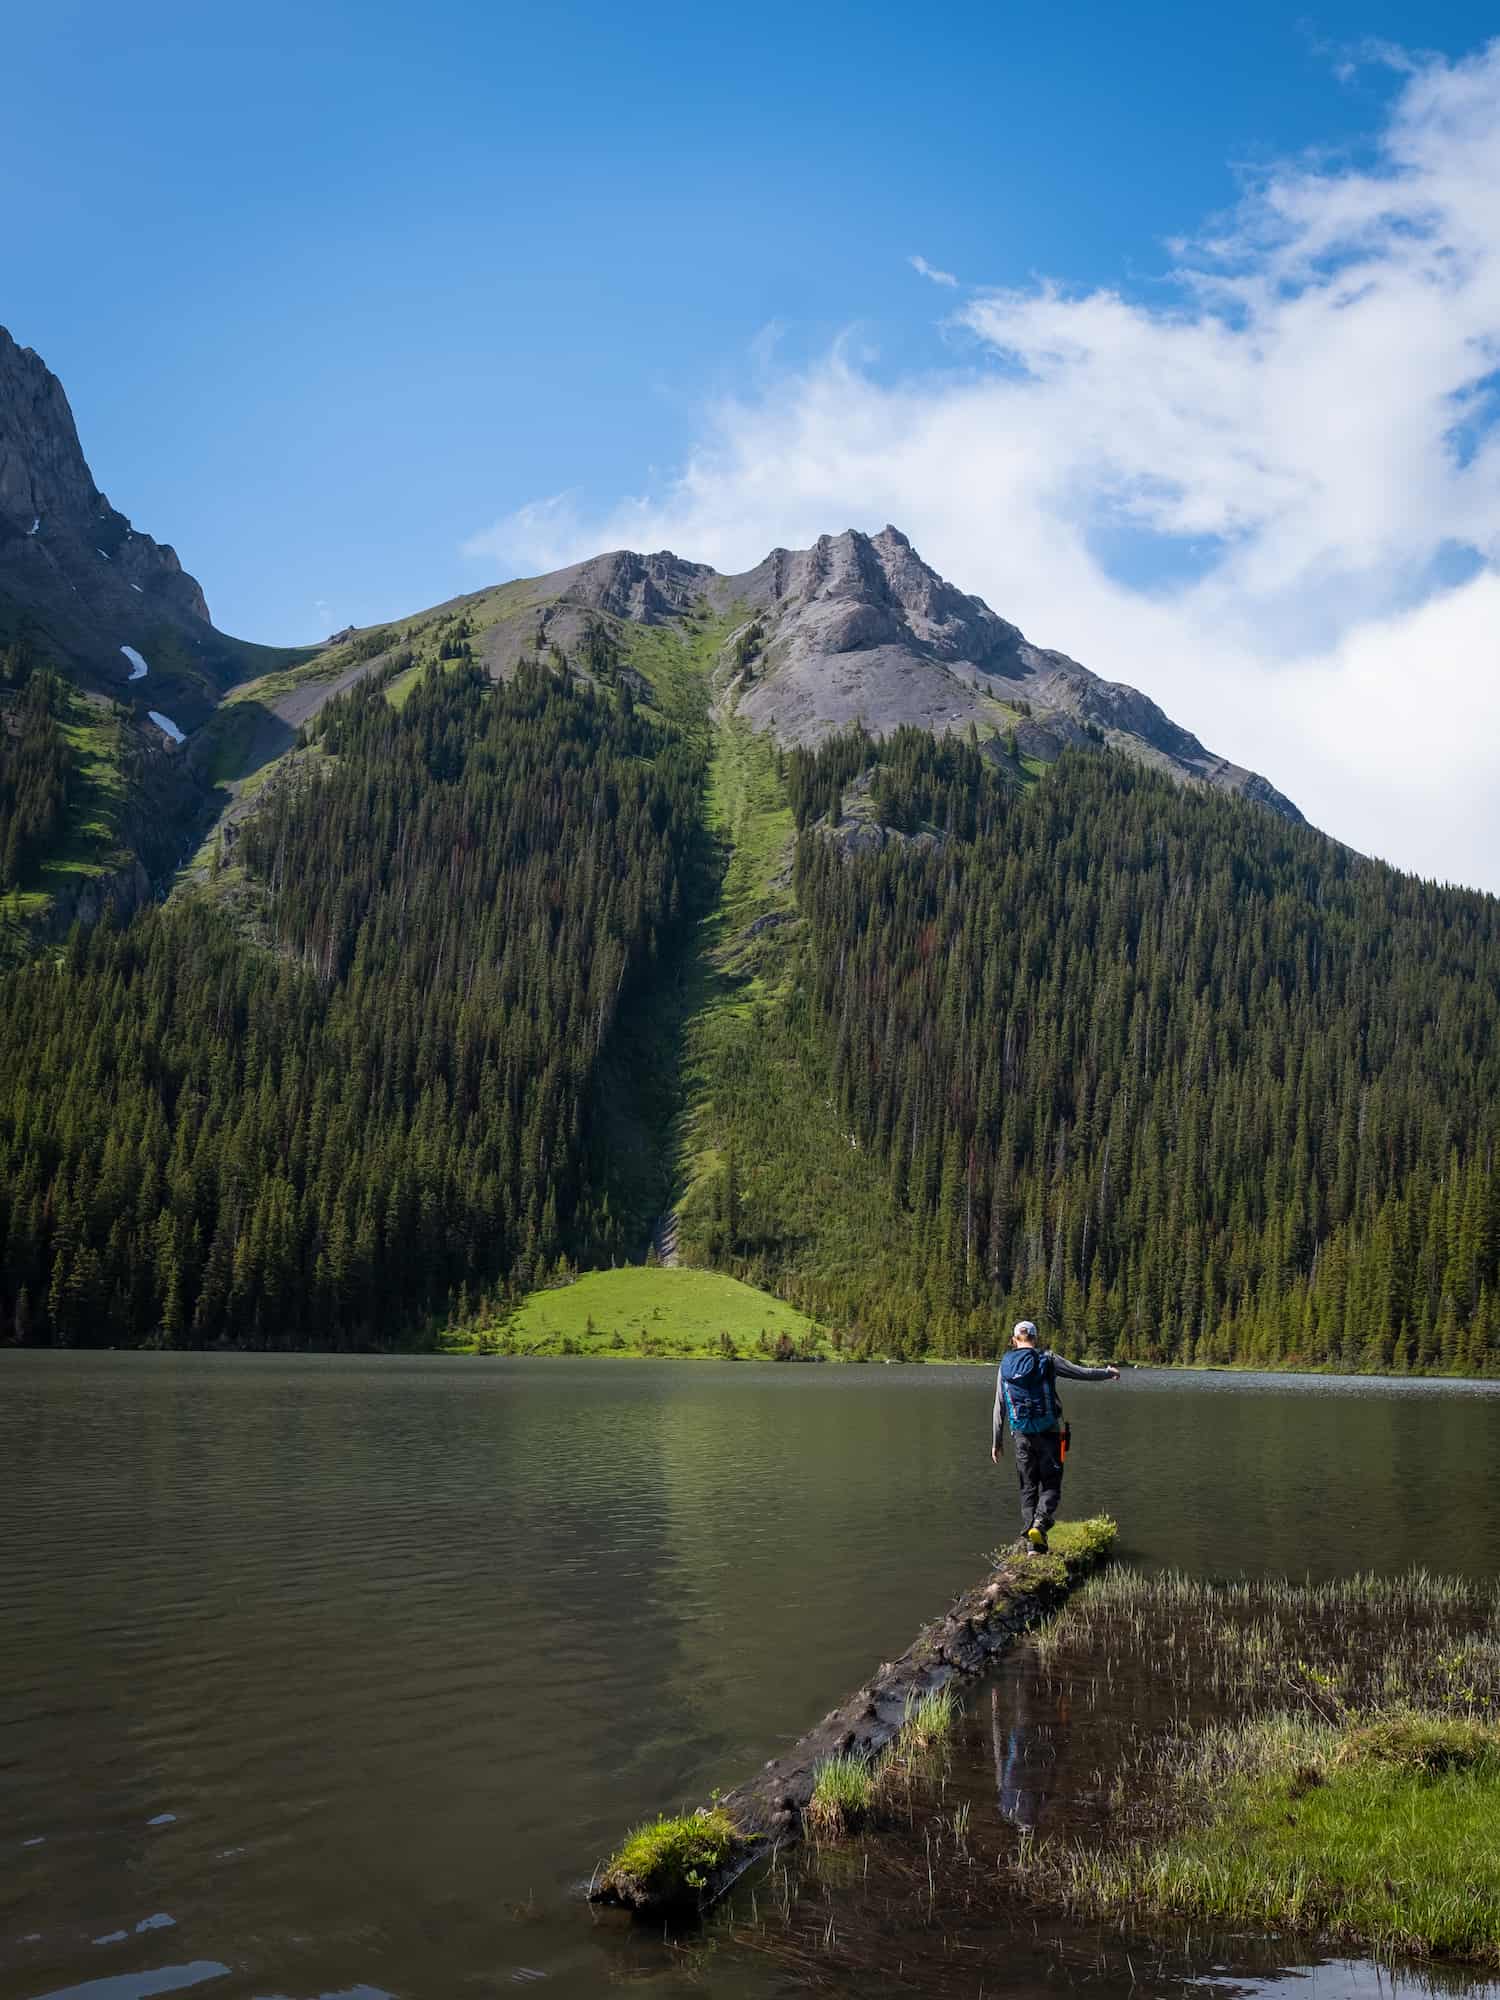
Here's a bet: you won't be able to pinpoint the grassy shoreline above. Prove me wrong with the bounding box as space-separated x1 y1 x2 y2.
712 1561 1500 1990
442 1266 1500 1380
1018 1568 1500 1969
1059 1707 1500 1966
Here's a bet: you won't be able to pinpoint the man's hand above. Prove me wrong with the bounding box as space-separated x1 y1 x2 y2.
991 1444 1000 1463
1107 1366 1121 1380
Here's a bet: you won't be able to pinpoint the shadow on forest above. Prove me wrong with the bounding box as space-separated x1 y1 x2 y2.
581 808 732 1261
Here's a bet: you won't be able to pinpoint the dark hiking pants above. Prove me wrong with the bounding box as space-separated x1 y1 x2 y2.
1013 1430 1063 1533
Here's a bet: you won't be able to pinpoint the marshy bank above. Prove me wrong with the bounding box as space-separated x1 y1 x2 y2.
711 1564 1500 1995
591 1519 1118 1918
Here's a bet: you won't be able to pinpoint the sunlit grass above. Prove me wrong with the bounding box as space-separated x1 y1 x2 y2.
898 1685 956 1754
461 1263 827 1359
599 1807 747 1912
805 1754 875 1840
1057 1711 1500 1965
1018 1563 1500 1966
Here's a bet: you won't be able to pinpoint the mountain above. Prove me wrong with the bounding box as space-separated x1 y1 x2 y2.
0 329 312 947
4 332 1498 1378
417 530 1301 820
0 326 298 725
0 324 1300 926
719 526 1299 819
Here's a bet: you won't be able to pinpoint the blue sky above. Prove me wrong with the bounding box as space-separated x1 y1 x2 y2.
10 2 1500 884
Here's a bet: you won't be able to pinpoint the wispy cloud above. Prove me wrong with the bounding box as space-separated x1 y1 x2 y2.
466 41 1500 891
909 253 958 287
463 489 587 568
748 318 788 376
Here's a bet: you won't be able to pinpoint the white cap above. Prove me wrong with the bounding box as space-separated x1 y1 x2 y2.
1013 1320 1038 1341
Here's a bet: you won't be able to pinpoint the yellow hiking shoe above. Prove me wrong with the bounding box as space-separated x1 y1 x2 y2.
1026 1525 1049 1553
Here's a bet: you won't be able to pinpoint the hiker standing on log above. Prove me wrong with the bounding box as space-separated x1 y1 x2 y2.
992 1320 1118 1553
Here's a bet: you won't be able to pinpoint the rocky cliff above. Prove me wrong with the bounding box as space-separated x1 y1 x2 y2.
0 326 268 715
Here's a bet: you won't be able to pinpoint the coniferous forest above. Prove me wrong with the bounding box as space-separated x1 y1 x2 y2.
0 662 702 1346
0 651 72 891
776 729 1500 1372
1 659 1499 1371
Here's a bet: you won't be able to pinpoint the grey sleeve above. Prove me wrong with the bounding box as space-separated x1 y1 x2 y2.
1051 1354 1114 1382
992 1367 1006 1450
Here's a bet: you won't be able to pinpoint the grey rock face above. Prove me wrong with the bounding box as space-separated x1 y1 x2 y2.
552 547 714 624
508 524 1298 820
0 325 223 684
697 525 1300 823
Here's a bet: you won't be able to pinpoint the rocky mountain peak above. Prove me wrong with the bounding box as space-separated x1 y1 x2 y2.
0 325 234 694
699 525 1302 823
0 329 97 530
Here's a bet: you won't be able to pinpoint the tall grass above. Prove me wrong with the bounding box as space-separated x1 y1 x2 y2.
1018 1564 1500 1966
899 1685 956 1753
1030 1564 1500 1716
1051 1713 1500 1965
805 1681 963 1844
805 1754 875 1839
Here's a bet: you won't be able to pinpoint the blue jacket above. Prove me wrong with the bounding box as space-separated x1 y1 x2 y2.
993 1350 1114 1451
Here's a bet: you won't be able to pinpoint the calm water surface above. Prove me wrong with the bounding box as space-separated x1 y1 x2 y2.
3 1356 1498 2000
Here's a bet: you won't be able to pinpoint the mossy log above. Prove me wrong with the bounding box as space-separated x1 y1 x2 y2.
590 1515 1117 1919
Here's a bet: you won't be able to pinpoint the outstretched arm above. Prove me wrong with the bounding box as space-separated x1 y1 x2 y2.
991 1371 1006 1462
1053 1355 1120 1382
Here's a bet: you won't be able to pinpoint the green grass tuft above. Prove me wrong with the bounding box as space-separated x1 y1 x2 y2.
898 1685 956 1754
991 1515 1118 1590
1335 1710 1500 1775
805 1754 875 1840
602 1807 746 1910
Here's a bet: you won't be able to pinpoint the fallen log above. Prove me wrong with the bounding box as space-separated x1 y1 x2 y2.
590 1514 1117 1920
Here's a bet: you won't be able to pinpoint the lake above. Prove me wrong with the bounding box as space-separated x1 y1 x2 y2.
4 1355 1499 2000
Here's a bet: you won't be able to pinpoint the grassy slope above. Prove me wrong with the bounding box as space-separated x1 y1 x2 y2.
565 607 932 1356
567 609 729 1251
456 1264 827 1358
0 686 131 960
143 572 1037 1358
670 711 929 1339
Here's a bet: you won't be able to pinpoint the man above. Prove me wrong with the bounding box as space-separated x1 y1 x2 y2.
991 1320 1119 1552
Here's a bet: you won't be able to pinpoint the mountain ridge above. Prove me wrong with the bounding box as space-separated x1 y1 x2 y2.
0 325 1300 831
454 528 1302 822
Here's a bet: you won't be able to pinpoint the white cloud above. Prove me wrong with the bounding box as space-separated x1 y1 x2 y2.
909 254 958 288
466 40 1500 893
748 318 788 377
463 489 587 566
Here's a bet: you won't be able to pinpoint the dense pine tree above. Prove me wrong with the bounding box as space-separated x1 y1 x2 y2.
0 660 703 1347
4 671 1498 1373
772 729 1500 1371
0 657 72 891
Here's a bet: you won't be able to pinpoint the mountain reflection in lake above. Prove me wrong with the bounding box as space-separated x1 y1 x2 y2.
3 1355 1498 2000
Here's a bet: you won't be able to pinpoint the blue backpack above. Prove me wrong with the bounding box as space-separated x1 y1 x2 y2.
1000 1347 1058 1434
